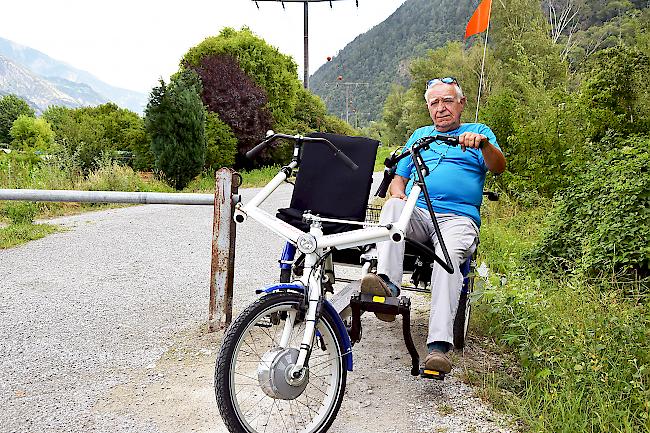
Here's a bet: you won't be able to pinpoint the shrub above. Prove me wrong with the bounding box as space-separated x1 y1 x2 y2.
9 115 56 152
528 136 650 280
81 161 171 193
183 27 300 127
204 111 237 170
188 54 271 164
0 94 34 144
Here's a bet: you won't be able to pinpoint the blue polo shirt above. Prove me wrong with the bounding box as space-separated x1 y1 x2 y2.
395 123 501 227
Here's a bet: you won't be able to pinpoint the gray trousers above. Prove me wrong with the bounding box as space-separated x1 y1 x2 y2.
376 198 479 346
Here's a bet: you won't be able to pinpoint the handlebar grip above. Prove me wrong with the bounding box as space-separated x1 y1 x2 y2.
375 168 394 198
245 138 272 160
334 150 358 171
435 134 459 146
484 191 499 201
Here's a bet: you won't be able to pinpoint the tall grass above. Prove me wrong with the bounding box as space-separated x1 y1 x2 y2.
1 153 173 222
185 166 285 192
473 199 650 432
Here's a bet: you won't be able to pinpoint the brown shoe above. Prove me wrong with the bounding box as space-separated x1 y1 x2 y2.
360 274 395 322
424 350 452 373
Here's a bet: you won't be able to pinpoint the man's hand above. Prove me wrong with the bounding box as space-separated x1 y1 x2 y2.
458 132 507 174
458 132 488 151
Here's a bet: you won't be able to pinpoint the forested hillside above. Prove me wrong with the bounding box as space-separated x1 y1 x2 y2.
310 0 478 125
311 0 650 125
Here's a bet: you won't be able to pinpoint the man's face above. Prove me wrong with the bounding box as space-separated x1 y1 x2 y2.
426 84 466 132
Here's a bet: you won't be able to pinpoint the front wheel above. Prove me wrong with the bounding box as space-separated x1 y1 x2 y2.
215 292 347 433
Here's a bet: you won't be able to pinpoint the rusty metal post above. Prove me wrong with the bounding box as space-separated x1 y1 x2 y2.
209 168 239 331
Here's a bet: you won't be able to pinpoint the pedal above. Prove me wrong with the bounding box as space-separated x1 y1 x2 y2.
419 368 446 380
351 291 404 316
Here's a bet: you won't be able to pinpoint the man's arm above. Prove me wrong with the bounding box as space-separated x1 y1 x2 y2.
389 175 409 200
458 132 506 174
480 141 506 174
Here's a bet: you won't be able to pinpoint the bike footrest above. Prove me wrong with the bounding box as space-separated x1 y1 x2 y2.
419 368 446 380
349 292 411 316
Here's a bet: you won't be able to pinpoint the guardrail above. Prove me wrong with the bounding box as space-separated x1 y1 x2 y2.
0 167 239 331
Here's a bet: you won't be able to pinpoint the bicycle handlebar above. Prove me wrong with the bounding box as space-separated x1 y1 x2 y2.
375 134 460 197
245 131 359 171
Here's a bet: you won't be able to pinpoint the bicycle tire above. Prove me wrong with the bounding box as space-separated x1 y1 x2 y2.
453 277 473 350
215 292 347 433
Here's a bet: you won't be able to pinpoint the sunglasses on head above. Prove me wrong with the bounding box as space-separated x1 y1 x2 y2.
426 77 459 90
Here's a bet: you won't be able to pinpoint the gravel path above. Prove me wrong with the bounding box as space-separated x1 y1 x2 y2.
0 176 513 433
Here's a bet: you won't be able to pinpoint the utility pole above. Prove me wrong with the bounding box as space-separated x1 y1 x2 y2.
335 80 369 124
253 0 359 89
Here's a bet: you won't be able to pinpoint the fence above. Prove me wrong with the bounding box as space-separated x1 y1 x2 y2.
0 167 239 331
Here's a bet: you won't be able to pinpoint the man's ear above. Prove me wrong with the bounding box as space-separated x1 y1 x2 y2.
460 96 467 108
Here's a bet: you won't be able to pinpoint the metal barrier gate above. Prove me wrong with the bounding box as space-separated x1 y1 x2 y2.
0 167 239 331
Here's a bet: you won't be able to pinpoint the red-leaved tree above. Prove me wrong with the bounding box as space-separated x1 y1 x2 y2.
187 54 272 165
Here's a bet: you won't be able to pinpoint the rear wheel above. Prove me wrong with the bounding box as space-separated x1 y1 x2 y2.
453 277 473 350
215 292 347 433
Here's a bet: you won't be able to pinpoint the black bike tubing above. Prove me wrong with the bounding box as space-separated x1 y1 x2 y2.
409 147 454 275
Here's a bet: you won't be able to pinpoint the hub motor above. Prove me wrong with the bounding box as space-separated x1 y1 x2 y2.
258 348 309 400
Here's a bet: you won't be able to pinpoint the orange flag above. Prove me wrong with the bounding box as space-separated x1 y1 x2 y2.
465 0 492 39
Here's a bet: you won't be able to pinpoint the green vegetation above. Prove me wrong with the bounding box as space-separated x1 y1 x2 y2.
0 223 61 249
9 115 55 152
0 94 35 144
358 0 650 430
0 150 172 233
145 69 206 190
0 198 60 249
182 27 360 169
473 200 649 433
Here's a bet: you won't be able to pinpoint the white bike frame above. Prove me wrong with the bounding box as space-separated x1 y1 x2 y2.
233 160 425 376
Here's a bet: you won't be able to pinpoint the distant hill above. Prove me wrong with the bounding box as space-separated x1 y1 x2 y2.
0 55 91 113
0 37 147 114
310 0 479 125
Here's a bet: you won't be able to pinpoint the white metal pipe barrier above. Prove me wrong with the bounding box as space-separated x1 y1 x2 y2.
0 189 214 205
0 168 240 331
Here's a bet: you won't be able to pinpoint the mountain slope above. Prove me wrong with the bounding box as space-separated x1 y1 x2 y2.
310 0 479 124
0 55 84 113
0 37 147 113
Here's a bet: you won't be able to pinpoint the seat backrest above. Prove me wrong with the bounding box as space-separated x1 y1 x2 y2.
277 132 379 234
290 132 379 221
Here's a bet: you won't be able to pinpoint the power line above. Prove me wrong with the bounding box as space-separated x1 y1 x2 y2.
252 0 358 89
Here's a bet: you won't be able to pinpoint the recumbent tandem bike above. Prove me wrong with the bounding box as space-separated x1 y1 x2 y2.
215 131 497 433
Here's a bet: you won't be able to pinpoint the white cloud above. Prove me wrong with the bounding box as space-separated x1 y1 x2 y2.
2 0 406 92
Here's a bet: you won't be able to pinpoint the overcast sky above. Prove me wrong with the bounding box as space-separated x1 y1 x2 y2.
2 0 407 93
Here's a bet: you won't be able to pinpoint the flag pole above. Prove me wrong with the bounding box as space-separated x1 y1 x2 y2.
474 1 492 123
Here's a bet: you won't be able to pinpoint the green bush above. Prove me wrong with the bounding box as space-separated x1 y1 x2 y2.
145 70 206 190
477 202 649 433
9 115 56 152
204 111 237 170
528 136 650 280
183 27 300 127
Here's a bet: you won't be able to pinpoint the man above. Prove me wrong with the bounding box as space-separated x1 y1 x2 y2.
361 77 506 373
